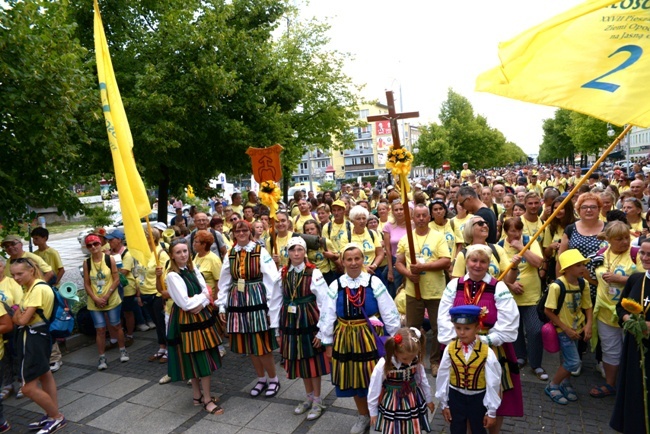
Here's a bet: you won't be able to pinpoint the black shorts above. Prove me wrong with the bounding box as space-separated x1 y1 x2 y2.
17 326 52 383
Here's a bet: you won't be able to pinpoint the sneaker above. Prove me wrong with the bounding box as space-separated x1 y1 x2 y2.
147 321 156 329
49 361 62 373
28 414 49 430
125 337 134 348
98 356 108 371
0 421 10 433
219 346 227 358
294 400 312 415
136 324 149 332
159 375 172 385
307 402 324 421
120 349 130 363
350 414 370 434
596 362 606 379
36 417 66 434
15 388 23 399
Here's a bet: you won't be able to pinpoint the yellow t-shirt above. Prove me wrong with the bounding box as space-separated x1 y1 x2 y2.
87 254 121 311
460 169 472 181
119 250 137 297
521 216 544 244
194 252 223 296
350 229 382 267
21 279 54 326
526 183 543 196
542 226 564 260
545 276 592 333
554 178 567 193
595 248 641 327
629 220 644 237
274 232 293 268
452 244 510 278
450 214 473 245
231 205 243 216
429 220 458 259
307 238 336 275
4 252 52 277
0 277 23 306
142 246 170 296
293 214 314 234
322 220 352 254
0 303 6 359
33 247 63 272
396 230 450 299
501 239 543 306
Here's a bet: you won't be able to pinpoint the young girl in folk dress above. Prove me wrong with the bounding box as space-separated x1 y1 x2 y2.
270 237 333 421
367 327 434 434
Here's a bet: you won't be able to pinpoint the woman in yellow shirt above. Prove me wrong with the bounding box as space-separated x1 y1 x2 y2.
83 234 128 371
11 258 65 432
349 205 384 275
303 220 338 285
499 218 548 381
428 199 460 260
192 230 223 299
622 197 647 238
267 212 293 269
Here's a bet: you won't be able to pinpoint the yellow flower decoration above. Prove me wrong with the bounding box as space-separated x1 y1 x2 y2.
622 298 643 315
385 145 413 178
259 180 281 219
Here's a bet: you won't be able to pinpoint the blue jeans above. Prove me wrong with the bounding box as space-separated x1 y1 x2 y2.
558 331 581 372
89 305 122 328
382 256 404 298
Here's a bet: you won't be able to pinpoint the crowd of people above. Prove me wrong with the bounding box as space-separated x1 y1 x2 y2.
1 160 650 433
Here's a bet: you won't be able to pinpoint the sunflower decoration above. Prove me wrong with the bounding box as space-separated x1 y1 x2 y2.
259 180 281 218
386 146 414 177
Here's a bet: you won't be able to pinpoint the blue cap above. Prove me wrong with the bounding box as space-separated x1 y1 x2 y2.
449 305 482 324
105 229 125 241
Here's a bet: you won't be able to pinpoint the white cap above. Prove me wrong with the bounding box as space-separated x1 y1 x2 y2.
287 236 307 250
415 183 423 189
152 222 167 231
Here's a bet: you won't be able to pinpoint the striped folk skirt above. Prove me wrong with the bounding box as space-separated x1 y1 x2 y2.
376 378 431 434
167 305 222 381
280 296 330 379
331 318 382 393
227 280 278 356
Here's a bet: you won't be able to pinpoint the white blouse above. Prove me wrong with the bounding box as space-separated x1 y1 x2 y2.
165 268 210 311
437 273 520 347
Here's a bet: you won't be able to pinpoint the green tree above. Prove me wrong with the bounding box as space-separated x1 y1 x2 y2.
0 0 100 233
539 109 574 164
567 112 622 166
413 123 450 170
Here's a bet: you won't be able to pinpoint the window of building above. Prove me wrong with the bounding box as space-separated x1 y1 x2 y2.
359 109 369 119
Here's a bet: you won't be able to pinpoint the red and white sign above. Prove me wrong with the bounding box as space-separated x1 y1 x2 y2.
375 121 392 136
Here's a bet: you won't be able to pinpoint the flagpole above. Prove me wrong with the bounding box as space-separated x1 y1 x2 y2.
144 216 164 293
497 124 633 280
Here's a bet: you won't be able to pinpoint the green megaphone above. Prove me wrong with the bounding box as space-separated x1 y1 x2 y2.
58 282 79 303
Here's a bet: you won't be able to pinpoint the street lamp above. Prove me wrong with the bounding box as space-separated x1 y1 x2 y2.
607 123 615 138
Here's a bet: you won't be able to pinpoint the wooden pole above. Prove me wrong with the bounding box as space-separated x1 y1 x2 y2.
144 215 164 291
497 124 633 280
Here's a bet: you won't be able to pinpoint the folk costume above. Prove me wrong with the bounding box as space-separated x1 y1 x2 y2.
367 356 433 434
270 262 333 379
321 272 400 397
217 242 280 355
438 274 523 417
166 267 222 381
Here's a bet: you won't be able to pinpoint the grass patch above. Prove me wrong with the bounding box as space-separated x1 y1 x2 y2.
44 218 92 235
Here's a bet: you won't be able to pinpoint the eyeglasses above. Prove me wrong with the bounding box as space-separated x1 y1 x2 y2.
234 229 250 234
1 241 19 248
580 205 599 211
472 220 488 227
230 217 239 222
86 242 102 248
459 197 469 206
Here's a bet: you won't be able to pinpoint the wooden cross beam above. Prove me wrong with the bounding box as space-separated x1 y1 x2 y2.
367 90 423 299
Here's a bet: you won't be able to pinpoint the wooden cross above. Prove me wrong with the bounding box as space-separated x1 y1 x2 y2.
367 91 422 298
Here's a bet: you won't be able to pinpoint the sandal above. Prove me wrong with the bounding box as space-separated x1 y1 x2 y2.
250 380 268 397
159 354 168 364
294 400 312 415
307 402 325 421
203 401 224 415
148 352 165 362
560 382 578 402
265 381 281 398
589 384 616 398
534 368 549 381
0 386 12 401
545 384 568 405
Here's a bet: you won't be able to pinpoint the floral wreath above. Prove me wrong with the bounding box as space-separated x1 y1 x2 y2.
259 180 281 219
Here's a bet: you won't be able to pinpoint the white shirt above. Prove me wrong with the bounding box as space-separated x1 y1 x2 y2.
165 268 210 311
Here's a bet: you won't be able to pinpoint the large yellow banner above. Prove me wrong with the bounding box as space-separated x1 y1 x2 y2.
94 0 151 265
476 0 650 127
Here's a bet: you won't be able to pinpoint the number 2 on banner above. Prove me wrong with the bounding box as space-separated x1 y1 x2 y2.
581 45 643 93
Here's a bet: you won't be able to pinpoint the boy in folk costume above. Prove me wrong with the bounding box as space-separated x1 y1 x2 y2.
436 305 502 434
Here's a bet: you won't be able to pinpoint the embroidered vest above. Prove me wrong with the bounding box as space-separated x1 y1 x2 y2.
449 338 489 391
228 244 262 280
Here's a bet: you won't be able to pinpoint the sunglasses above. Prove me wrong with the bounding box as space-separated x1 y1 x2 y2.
472 220 488 227
10 257 34 268
234 229 250 234
230 218 239 222
86 242 102 248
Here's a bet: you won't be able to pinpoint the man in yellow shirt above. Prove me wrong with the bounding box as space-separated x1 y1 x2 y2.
395 204 451 376
31 227 64 286
1 235 53 282
460 162 472 182
293 198 315 234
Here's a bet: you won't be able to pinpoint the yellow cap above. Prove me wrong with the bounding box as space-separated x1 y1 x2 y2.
558 249 589 273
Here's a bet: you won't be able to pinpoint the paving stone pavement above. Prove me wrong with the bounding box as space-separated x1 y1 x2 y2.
4 235 618 433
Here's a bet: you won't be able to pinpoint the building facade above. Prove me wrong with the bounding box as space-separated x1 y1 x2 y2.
628 126 650 159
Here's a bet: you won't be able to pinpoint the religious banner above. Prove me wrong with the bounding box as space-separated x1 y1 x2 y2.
476 0 650 127
375 120 392 136
376 136 392 151
246 144 284 183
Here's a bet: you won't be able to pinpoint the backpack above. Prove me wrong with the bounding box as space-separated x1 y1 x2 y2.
34 282 74 338
75 306 96 337
536 278 585 324
87 254 127 287
460 243 500 264
596 246 639 264
327 220 353 244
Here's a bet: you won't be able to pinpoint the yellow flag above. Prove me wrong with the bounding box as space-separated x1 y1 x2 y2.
94 0 152 265
476 0 650 127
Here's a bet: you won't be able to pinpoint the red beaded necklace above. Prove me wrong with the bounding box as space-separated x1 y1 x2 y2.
345 285 366 307
463 280 486 305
